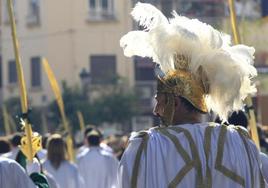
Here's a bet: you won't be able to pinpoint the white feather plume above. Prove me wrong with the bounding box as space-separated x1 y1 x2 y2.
120 2 257 121
131 2 169 30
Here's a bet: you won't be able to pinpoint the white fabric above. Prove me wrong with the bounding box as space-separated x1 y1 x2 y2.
261 152 268 183
2 147 19 160
37 149 47 162
26 158 41 175
76 145 88 158
44 172 60 188
42 160 84 188
118 123 268 188
0 157 36 188
76 143 114 161
78 146 118 188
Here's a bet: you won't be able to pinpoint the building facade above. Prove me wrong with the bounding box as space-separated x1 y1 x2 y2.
0 0 134 107
2 0 267 129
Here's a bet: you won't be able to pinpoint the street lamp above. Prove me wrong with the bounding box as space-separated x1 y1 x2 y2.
79 68 91 98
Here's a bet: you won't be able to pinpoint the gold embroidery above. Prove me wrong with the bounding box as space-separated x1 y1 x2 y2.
236 127 254 188
158 128 204 188
131 125 260 188
236 126 266 188
169 127 204 188
131 133 149 188
215 125 245 187
158 128 191 163
169 160 195 188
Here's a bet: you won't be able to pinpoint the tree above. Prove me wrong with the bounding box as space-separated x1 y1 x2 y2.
48 81 139 133
90 91 138 126
48 82 90 133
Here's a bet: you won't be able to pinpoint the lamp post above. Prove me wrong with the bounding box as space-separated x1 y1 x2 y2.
79 68 91 98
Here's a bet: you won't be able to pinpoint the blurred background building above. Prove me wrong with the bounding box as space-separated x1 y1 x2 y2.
0 0 268 134
0 0 133 106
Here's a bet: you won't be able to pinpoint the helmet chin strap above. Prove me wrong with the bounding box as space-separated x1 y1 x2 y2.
161 93 175 126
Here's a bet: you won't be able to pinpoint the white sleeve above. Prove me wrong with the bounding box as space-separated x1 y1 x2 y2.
117 138 142 188
260 152 268 183
11 161 37 188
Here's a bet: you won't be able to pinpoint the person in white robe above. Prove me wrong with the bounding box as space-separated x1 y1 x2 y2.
78 128 118 188
76 125 114 161
0 157 49 188
42 134 84 188
0 157 36 188
44 171 60 188
118 3 268 188
2 133 21 160
260 152 268 183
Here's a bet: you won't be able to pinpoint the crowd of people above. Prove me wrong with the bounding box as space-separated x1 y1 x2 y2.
0 126 129 188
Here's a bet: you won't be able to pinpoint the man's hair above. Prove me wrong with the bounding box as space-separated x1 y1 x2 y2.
228 111 248 128
0 138 11 154
86 128 102 146
178 96 204 114
87 135 100 146
10 133 22 147
214 110 248 128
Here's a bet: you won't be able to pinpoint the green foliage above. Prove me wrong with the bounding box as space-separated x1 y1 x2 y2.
90 92 138 125
48 82 138 133
2 81 139 135
48 82 88 132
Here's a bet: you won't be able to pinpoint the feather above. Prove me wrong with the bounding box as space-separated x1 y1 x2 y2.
120 31 154 58
120 3 257 121
131 2 169 30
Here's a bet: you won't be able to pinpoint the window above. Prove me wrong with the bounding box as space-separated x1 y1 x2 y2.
90 0 96 8
262 0 268 17
88 0 115 20
178 1 225 18
27 0 40 25
134 57 155 81
31 56 41 87
90 55 116 84
102 0 108 10
8 60 17 84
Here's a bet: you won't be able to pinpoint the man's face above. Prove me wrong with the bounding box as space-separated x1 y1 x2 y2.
153 93 166 118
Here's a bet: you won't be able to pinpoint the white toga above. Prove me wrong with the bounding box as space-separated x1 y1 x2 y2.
118 123 268 188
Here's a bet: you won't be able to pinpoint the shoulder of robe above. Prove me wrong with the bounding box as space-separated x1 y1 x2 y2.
230 125 250 139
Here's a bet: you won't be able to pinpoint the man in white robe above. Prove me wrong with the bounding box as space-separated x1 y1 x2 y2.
0 157 36 188
118 3 268 188
261 153 268 183
78 128 118 188
0 157 49 188
76 126 114 161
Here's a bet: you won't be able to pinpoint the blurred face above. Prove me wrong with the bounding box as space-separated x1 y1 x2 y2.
153 93 187 125
153 93 166 118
